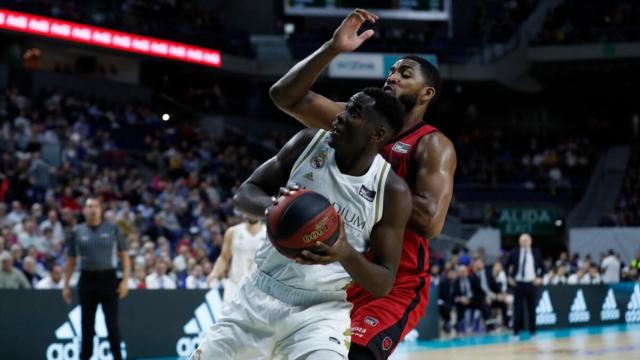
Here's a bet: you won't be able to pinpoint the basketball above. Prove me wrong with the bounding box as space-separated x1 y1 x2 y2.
266 188 341 259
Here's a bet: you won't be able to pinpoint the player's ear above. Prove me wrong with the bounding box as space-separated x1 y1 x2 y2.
370 126 387 143
420 86 436 105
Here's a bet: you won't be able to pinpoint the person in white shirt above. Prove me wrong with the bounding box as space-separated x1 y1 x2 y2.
36 264 64 289
186 265 208 289
568 269 587 285
601 250 621 284
506 233 543 336
588 266 602 284
127 266 147 289
542 268 556 285
145 260 176 289
207 215 266 303
39 209 65 242
551 266 568 285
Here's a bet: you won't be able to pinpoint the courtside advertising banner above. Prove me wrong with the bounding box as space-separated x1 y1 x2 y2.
1 284 639 358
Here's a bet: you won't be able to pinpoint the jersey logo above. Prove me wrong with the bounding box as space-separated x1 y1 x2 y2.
303 172 314 181
382 336 393 351
310 150 327 169
391 141 411 154
358 185 376 202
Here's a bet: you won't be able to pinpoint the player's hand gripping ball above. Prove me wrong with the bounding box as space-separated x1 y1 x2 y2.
266 188 340 259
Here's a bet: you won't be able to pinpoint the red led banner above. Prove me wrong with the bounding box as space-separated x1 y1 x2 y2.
0 9 221 67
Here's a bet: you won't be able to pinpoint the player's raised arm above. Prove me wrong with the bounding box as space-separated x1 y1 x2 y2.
233 129 318 218
269 9 378 130
409 132 457 239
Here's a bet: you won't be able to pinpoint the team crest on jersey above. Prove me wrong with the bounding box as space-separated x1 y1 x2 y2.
391 141 411 154
364 316 379 327
310 150 327 168
358 185 376 202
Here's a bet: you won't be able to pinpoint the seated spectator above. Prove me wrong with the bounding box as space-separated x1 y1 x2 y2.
568 268 594 285
145 260 176 289
35 264 64 289
0 251 30 288
453 265 485 333
185 265 208 289
128 265 147 290
588 266 602 285
438 267 457 334
491 261 510 328
21 255 42 287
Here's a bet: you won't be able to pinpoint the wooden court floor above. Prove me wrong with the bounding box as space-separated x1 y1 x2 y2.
390 325 640 360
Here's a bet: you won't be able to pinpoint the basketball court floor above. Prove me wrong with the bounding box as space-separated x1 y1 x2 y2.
390 324 640 360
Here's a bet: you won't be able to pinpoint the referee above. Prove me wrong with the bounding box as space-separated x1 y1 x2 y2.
62 197 130 360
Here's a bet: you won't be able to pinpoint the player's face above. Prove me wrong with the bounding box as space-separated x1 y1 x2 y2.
383 59 426 112
329 93 376 150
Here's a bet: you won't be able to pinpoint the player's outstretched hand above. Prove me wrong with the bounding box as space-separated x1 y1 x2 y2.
329 8 379 53
295 219 353 265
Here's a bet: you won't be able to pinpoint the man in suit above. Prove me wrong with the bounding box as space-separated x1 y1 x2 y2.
506 233 543 337
438 267 457 333
452 265 484 332
471 257 497 330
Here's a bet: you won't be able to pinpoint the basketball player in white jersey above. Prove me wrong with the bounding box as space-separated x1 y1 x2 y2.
207 214 266 303
190 88 412 360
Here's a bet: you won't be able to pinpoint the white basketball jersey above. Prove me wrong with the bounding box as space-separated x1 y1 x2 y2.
255 130 391 293
228 223 266 283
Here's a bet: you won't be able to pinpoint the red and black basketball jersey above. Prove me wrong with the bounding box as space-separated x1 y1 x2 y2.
381 121 439 276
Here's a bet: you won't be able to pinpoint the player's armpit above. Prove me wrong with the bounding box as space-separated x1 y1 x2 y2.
408 132 457 239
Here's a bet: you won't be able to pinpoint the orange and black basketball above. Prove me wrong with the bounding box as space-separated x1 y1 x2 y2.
266 189 340 259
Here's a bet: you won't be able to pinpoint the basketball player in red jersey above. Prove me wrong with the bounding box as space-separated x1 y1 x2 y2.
270 8 457 359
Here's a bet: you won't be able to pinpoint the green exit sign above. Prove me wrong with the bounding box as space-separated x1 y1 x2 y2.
497 207 561 236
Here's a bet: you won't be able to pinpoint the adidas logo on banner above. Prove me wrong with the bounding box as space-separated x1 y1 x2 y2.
175 289 224 357
47 305 127 360
535 290 557 325
568 289 590 323
600 289 620 321
625 284 640 323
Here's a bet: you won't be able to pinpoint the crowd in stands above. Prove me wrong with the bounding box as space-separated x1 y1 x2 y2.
454 128 598 204
4 0 253 56
536 0 640 44
430 247 640 335
604 142 640 226
0 85 284 290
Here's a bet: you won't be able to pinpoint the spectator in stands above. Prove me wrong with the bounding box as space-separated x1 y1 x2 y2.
601 250 621 284
550 266 568 285
567 268 587 285
453 265 484 333
185 265 207 289
127 265 147 290
588 266 602 285
438 267 457 334
21 255 42 287
39 209 65 242
471 258 495 330
630 251 640 272
0 251 30 288
491 261 510 328
35 264 64 289
145 260 176 289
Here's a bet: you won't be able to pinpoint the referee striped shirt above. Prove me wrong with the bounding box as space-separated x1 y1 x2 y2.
67 222 128 271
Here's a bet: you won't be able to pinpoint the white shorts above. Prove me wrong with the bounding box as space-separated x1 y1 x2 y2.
191 273 352 360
